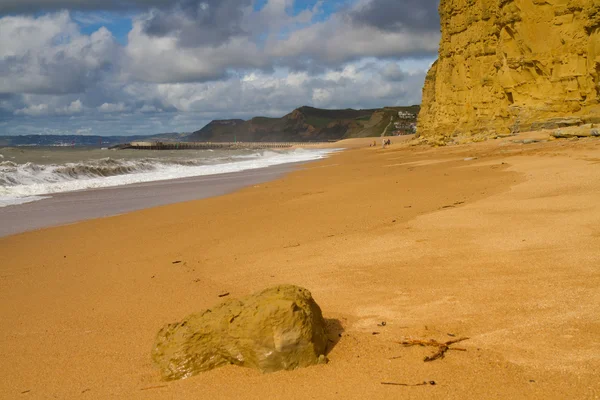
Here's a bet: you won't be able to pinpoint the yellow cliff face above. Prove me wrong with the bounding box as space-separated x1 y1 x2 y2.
418 0 600 142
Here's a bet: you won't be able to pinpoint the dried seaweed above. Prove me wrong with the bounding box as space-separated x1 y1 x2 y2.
396 337 469 362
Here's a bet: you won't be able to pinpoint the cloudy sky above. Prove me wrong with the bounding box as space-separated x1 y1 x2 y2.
0 0 440 136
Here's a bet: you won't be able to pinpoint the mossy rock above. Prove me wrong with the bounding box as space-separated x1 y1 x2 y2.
151 285 328 381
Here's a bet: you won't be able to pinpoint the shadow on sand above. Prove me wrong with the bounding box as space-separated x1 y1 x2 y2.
324 318 345 355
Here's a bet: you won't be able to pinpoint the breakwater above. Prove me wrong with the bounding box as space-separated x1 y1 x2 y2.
116 141 332 150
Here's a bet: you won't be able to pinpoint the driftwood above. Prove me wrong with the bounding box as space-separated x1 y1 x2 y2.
382 381 436 387
140 385 168 391
396 337 469 362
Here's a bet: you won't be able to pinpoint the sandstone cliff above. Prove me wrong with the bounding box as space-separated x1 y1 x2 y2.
418 0 600 143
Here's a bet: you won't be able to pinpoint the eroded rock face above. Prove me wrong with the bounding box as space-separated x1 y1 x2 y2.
151 285 328 381
418 0 600 143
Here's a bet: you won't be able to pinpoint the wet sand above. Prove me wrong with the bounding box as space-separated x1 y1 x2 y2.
1 135 599 399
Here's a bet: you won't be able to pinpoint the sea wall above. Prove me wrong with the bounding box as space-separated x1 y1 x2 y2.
418 0 600 142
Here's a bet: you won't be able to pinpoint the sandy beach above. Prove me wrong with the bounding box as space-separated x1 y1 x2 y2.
1 135 599 399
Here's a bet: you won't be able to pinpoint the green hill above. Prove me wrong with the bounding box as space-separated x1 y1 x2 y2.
188 105 420 142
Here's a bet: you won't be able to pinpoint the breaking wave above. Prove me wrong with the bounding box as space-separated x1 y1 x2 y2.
0 149 337 207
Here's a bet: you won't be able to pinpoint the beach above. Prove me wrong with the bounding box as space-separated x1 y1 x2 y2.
1 135 599 399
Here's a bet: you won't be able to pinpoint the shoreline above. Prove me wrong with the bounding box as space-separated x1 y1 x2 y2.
0 137 389 238
1 135 599 399
0 161 306 238
0 143 348 237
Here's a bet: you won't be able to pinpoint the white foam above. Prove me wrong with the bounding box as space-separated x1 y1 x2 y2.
0 195 51 207
0 148 340 207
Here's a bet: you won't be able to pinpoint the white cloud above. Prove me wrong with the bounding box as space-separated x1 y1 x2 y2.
15 104 50 116
121 58 428 116
58 99 84 114
120 0 438 84
0 12 120 95
12 97 85 116
266 15 439 63
0 13 71 57
123 18 267 83
98 102 128 113
140 104 161 113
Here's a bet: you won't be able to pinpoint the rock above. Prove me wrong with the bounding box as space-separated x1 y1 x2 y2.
551 125 600 139
417 0 600 143
531 118 585 131
512 139 540 144
151 285 328 381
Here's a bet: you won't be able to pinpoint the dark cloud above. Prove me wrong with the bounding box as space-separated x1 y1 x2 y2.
0 53 113 95
0 0 170 13
142 0 252 47
351 0 440 32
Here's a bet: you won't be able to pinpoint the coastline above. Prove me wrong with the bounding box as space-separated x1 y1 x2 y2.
0 161 303 238
0 144 345 237
1 134 599 399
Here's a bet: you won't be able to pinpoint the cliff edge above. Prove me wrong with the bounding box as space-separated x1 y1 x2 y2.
418 0 600 143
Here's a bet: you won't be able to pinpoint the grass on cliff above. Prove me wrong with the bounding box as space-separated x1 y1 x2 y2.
305 116 337 129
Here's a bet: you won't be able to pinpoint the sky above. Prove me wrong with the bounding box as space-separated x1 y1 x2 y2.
0 0 441 136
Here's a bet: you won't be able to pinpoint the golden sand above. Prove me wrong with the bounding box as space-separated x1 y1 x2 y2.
1 135 599 399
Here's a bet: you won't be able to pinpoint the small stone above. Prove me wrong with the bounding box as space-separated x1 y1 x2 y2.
522 139 540 144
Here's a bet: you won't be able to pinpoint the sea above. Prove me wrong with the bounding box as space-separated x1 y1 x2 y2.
0 146 337 208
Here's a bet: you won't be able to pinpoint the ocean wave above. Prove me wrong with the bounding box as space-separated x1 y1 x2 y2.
0 148 339 207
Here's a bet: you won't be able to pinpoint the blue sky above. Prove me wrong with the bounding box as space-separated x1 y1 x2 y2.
71 0 352 44
0 0 440 136
76 13 133 45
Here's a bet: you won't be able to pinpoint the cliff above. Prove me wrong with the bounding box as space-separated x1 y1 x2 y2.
188 106 420 142
418 0 600 143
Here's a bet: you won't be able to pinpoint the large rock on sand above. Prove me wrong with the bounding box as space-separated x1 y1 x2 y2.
151 285 328 380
